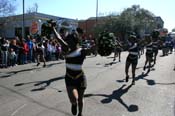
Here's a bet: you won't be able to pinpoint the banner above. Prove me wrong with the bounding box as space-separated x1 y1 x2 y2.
30 21 38 34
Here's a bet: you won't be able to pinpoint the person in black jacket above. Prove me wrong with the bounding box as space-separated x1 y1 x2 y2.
1 38 9 68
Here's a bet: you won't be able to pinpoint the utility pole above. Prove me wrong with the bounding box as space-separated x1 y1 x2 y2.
96 0 98 26
22 0 25 39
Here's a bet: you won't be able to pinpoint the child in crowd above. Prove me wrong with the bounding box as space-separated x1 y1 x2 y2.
8 48 16 67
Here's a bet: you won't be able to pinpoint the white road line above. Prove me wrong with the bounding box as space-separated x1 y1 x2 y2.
11 104 27 116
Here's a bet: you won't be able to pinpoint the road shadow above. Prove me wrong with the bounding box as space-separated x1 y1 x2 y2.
136 66 144 70
134 71 156 86
155 82 175 85
14 76 65 92
159 54 167 57
0 61 64 78
0 85 72 116
117 70 156 86
0 67 41 78
95 61 119 67
84 84 139 112
116 72 149 84
137 64 155 70
45 62 64 68
106 56 115 59
86 55 97 58
104 61 119 67
33 61 64 68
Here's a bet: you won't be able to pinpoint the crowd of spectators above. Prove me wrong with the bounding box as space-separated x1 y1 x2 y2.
0 35 63 68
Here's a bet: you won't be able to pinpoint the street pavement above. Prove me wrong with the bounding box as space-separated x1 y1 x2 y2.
0 51 175 116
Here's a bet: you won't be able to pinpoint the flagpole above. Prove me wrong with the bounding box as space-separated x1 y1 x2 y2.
96 0 98 25
22 0 25 38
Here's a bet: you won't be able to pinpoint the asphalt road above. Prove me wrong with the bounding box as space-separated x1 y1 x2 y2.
0 51 175 116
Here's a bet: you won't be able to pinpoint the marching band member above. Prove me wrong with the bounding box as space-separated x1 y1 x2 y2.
113 37 122 62
125 35 139 85
53 25 87 116
152 37 159 65
143 35 153 72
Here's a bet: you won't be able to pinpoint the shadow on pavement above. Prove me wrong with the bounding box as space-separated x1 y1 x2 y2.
117 71 175 86
117 69 156 86
95 61 119 67
14 76 65 92
84 84 139 112
104 61 119 67
136 66 144 70
0 62 64 78
86 55 97 58
135 72 156 86
44 61 64 68
0 67 41 78
155 82 175 85
106 56 115 59
0 84 71 115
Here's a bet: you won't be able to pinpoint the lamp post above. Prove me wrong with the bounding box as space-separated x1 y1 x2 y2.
22 0 25 39
96 0 98 26
38 19 42 35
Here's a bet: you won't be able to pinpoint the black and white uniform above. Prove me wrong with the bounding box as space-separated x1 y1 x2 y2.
152 41 159 55
115 44 122 52
146 42 153 58
126 43 139 65
65 48 87 89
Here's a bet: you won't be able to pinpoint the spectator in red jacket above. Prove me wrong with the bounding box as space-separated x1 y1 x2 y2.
21 39 29 64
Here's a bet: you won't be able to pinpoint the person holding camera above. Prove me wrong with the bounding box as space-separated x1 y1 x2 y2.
51 22 87 116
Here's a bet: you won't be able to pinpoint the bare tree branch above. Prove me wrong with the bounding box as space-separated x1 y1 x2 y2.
0 0 16 17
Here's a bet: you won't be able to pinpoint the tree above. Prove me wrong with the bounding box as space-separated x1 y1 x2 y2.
0 0 16 16
94 5 157 40
172 28 175 32
0 0 17 37
26 3 38 13
117 5 156 38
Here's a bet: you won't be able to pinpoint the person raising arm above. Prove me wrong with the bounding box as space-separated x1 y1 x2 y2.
52 24 87 116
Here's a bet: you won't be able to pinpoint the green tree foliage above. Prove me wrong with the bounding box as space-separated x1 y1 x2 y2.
172 28 175 32
95 5 157 40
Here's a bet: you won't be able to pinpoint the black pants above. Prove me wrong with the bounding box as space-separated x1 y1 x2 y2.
65 75 87 89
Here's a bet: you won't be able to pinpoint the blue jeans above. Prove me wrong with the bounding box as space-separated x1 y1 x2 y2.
28 49 33 62
21 54 27 64
1 51 8 67
9 56 17 66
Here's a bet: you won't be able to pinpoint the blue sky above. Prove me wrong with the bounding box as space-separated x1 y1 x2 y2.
15 0 175 31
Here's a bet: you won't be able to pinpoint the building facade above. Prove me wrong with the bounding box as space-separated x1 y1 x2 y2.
154 16 164 29
78 16 108 38
0 12 78 39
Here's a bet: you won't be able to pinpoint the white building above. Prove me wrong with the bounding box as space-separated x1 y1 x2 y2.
0 12 78 39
